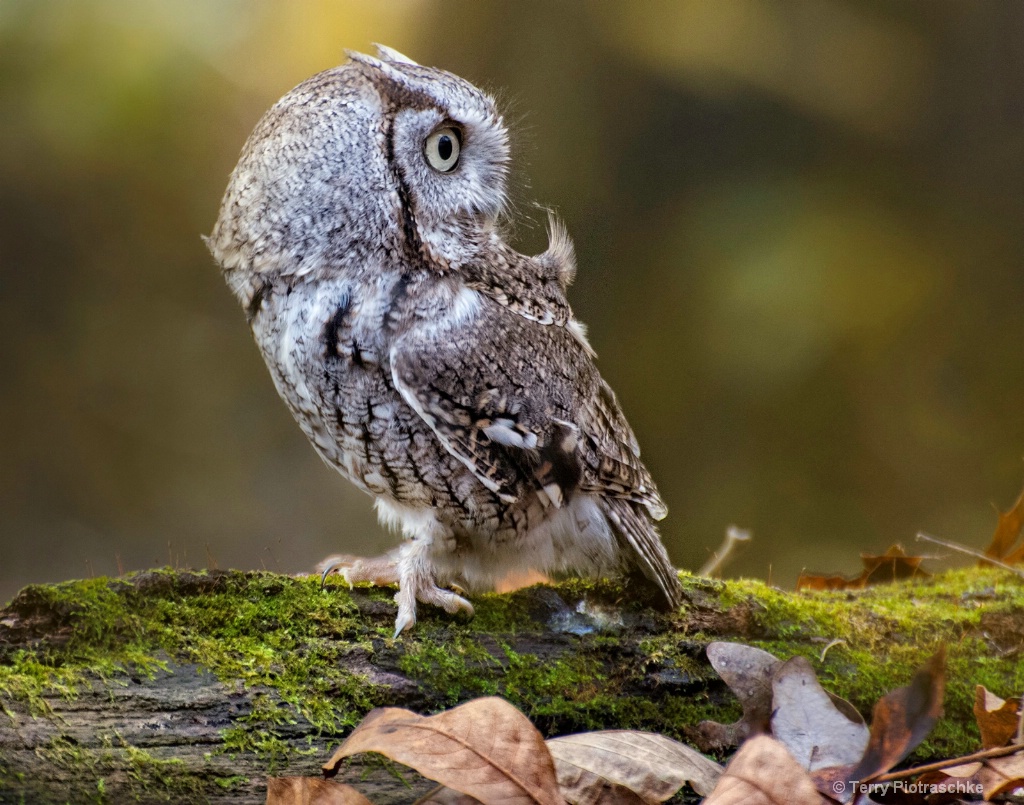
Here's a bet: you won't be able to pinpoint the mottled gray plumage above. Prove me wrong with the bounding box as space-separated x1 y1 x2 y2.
207 46 683 633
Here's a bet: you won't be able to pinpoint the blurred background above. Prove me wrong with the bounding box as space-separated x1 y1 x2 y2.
2 0 1023 604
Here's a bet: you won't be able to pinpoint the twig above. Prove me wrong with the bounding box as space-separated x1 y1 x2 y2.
1017 691 1023 745
869 742 1024 783
700 525 752 577
820 639 846 663
915 532 1024 579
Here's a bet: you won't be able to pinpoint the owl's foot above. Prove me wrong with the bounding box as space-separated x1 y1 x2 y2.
317 546 473 636
393 538 473 636
318 551 401 589
393 580 474 637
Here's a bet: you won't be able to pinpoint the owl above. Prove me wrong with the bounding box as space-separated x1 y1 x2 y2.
206 46 683 635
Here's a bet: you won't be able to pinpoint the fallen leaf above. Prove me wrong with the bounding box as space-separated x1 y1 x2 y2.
415 786 482 804
797 545 929 592
859 545 930 585
266 777 374 805
770 656 870 771
546 730 722 802
796 573 865 592
983 484 1024 565
933 761 983 778
977 751 1024 799
918 751 1024 802
702 736 825 804
848 647 946 783
973 685 1022 749
323 698 565 805
808 765 855 804
916 761 981 801
695 643 780 750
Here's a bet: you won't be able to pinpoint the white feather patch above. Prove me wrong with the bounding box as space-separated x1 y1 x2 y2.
567 319 596 358
483 420 538 449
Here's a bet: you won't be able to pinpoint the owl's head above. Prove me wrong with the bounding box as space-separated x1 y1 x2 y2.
208 46 511 290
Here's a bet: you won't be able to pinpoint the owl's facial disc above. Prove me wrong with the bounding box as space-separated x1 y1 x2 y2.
348 50 510 230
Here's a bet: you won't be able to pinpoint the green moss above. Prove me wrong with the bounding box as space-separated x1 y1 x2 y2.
2 565 1022 796
397 633 501 705
0 570 394 797
213 775 248 791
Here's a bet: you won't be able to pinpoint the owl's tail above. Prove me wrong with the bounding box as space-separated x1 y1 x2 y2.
602 498 683 611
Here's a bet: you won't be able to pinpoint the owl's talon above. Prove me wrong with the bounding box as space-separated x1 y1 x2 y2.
393 604 416 638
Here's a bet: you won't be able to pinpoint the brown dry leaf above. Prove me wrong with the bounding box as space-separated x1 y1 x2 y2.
266 777 374 805
546 730 722 802
808 765 856 804
770 656 870 771
933 761 983 779
978 751 1024 799
983 484 1024 565
323 698 565 805
797 545 929 592
796 572 866 592
702 736 826 805
695 643 780 751
860 545 930 585
415 786 482 804
848 647 946 783
916 762 982 802
918 752 1024 802
973 685 1022 749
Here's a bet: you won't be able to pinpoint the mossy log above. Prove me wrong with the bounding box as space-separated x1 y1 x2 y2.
0 567 1021 804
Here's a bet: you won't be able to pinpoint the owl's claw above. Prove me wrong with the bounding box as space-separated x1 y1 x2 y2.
393 606 415 638
319 561 340 591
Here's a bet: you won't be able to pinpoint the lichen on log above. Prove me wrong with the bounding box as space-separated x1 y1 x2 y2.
0 567 1021 803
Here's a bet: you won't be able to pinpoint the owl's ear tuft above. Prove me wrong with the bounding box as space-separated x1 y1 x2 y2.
537 211 577 289
373 44 419 66
348 50 424 100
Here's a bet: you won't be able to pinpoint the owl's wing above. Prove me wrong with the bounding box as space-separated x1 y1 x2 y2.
390 297 666 519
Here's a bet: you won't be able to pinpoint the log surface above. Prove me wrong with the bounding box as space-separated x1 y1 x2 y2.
0 567 1020 803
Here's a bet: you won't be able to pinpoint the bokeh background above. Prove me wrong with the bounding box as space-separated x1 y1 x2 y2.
2 1 1023 605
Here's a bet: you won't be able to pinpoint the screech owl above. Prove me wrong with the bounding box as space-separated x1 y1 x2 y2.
206 46 683 635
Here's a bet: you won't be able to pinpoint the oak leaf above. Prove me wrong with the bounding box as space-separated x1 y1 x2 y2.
973 685 1022 749
546 730 722 802
266 777 374 805
797 544 928 591
702 736 826 804
323 697 565 805
848 647 946 783
983 484 1024 565
695 642 779 750
770 656 869 771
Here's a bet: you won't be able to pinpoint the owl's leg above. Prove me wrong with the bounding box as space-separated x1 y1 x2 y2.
393 537 474 637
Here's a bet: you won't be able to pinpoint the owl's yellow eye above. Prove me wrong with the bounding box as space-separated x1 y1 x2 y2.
424 127 461 172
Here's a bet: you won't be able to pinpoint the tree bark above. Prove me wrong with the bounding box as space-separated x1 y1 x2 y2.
0 567 1020 804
